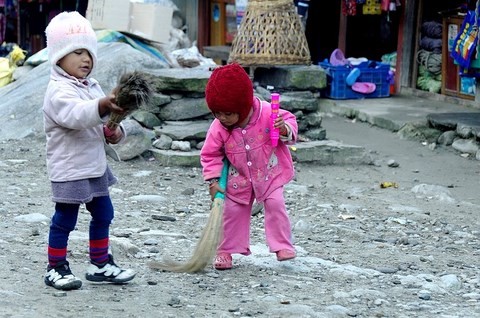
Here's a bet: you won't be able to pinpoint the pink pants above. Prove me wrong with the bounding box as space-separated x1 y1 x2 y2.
217 186 294 255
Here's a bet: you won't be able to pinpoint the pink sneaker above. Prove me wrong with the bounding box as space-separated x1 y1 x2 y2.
276 249 296 261
213 253 232 270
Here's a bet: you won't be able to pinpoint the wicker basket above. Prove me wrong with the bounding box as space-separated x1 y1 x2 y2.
228 0 311 66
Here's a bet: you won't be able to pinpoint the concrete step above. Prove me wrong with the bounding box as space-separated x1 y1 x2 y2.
149 140 372 167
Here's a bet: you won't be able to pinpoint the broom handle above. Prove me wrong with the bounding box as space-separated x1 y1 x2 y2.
214 159 229 200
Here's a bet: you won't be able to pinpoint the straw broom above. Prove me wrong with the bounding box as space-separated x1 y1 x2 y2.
148 160 229 273
104 71 152 135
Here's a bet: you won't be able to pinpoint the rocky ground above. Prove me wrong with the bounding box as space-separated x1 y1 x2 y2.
0 114 479 318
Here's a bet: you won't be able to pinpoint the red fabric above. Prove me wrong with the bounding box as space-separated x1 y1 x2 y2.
48 246 67 257
47 246 67 266
89 238 109 264
342 0 357 16
205 63 253 125
89 237 109 248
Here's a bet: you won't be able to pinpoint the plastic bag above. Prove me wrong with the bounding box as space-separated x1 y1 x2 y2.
0 45 26 87
0 57 11 87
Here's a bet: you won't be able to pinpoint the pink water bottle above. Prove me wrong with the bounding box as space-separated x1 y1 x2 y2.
270 93 280 147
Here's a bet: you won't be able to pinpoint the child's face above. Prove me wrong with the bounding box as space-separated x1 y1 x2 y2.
214 111 239 128
57 49 93 79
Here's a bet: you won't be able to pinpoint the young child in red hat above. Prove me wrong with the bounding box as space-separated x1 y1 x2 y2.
201 63 298 270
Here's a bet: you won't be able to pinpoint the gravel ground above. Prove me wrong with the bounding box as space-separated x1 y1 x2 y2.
0 114 479 318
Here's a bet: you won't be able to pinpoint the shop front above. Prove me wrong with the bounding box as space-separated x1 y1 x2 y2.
197 0 480 104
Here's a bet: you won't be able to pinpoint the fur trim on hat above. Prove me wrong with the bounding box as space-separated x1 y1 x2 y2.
205 63 253 125
45 11 97 74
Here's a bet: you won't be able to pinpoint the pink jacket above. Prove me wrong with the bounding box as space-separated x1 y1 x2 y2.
201 97 298 204
43 66 110 182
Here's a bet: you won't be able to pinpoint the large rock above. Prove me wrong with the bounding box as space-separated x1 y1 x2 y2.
158 98 210 120
148 140 373 167
0 42 168 141
291 140 373 165
153 120 211 140
254 65 327 91
150 148 201 167
111 119 154 161
145 67 211 93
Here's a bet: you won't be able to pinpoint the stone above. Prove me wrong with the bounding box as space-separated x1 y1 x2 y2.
132 110 162 129
451 139 479 154
153 120 211 140
150 148 201 167
152 134 173 150
428 112 480 132
290 140 373 165
158 98 210 121
112 120 153 161
437 130 456 146
397 122 442 143
254 65 327 90
145 67 211 93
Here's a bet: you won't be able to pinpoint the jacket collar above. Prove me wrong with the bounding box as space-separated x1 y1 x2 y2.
51 65 98 87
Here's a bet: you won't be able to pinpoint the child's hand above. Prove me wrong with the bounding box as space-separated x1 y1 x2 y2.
208 181 224 201
104 125 123 144
99 94 125 116
274 114 288 136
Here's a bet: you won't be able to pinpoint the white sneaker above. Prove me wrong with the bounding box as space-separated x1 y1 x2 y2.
85 254 136 283
44 261 82 290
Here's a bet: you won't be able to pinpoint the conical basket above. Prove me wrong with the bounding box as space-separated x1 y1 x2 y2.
228 0 311 66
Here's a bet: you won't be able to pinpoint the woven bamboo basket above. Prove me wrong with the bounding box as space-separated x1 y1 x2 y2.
228 0 311 66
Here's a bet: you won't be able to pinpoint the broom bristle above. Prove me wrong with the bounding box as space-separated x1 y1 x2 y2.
106 71 152 129
116 71 152 111
148 198 224 273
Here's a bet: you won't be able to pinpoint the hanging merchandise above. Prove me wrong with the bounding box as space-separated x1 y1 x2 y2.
294 0 309 27
381 0 390 11
342 0 357 16
379 0 399 12
363 0 381 15
295 0 309 17
389 1 396 11
380 13 392 44
235 0 248 29
451 5 479 69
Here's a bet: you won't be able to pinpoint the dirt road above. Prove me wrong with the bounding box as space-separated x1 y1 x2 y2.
0 114 479 317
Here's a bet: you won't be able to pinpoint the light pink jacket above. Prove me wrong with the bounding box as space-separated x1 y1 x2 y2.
43 66 110 182
201 97 298 204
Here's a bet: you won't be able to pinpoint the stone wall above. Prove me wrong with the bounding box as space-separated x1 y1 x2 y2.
111 65 329 166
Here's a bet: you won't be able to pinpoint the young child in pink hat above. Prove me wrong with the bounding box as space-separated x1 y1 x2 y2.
43 11 135 290
201 63 298 270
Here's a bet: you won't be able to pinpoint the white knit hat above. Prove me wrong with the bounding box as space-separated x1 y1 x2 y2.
45 11 97 72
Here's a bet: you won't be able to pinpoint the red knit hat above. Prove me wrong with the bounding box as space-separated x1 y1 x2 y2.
205 63 253 125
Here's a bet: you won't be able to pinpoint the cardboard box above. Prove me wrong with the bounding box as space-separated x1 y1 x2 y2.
129 3 173 43
86 0 131 33
86 1 173 43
